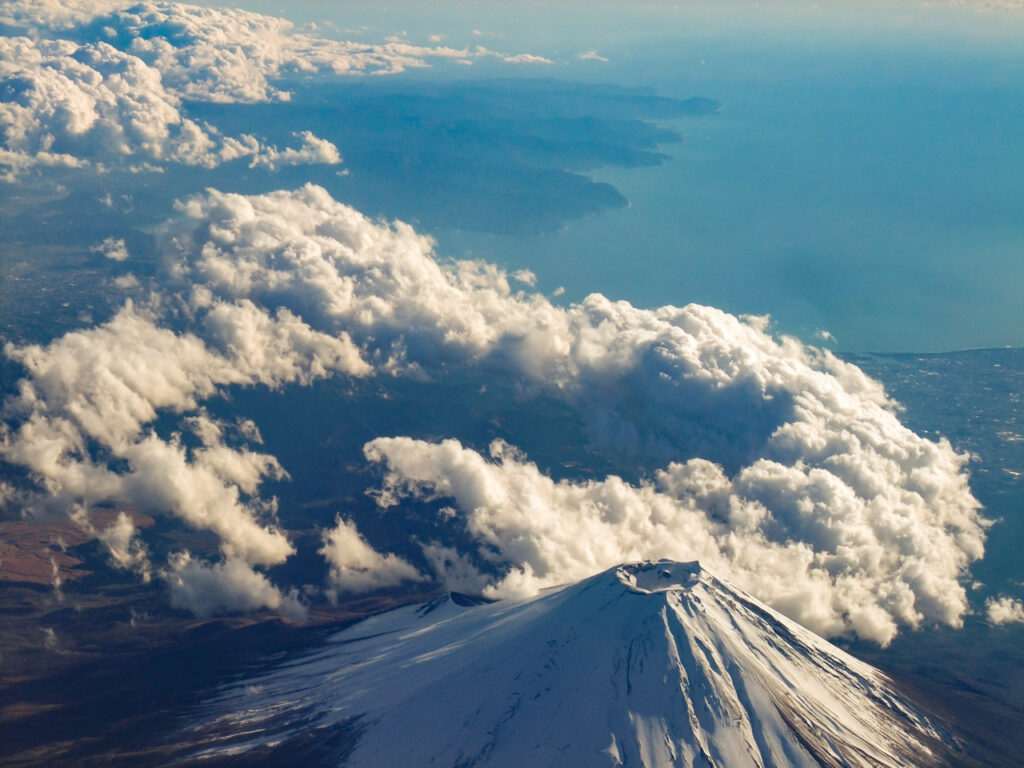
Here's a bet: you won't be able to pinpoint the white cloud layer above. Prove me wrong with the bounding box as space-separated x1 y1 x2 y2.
93 2 480 102
1 1 481 96
501 53 552 65
1 184 988 639
159 185 986 643
363 436 983 646
0 34 342 179
1 0 549 177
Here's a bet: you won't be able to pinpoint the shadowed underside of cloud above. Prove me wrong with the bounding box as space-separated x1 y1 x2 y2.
0 0 540 178
0 184 991 642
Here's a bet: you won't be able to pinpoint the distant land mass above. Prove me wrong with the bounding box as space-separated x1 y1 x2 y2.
185 79 724 235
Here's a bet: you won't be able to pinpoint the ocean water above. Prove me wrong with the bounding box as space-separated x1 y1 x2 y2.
181 2 1024 352
431 16 1024 352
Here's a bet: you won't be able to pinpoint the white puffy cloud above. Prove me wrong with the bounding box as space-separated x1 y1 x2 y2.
63 1 477 103
363 436 983 646
1 293 368 611
91 237 130 261
0 35 342 178
1 1 550 177
511 269 537 286
985 596 1024 625
502 53 553 65
94 511 151 576
1 184 988 637
148 184 987 642
5 299 365 449
166 552 307 620
320 517 425 595
0 0 134 30
161 184 580 372
6 302 245 447
247 130 342 171
2 1 540 100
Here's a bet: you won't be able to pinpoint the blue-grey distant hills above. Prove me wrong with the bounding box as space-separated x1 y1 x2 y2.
178 80 723 236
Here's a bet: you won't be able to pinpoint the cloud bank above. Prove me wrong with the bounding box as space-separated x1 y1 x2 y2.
0 1 549 177
1 1 481 97
1 184 987 640
363 436 982 646
0 33 341 179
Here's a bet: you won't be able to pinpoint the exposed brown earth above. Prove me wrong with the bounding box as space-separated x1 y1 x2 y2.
0 508 154 585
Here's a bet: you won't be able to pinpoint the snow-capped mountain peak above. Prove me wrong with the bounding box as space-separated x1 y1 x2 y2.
185 560 955 767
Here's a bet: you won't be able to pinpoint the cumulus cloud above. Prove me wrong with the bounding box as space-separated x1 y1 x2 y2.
1 1 478 93
151 184 987 641
95 511 151 576
5 299 365 448
0 34 341 179
112 273 139 290
76 1 481 103
0 0 133 30
161 184 544 363
1 184 988 638
247 130 342 171
363 436 983 646
166 552 307 620
320 517 425 595
1 290 368 613
577 50 610 62
91 237 130 261
985 596 1024 625
0 1 554 177
3 1 547 97
502 53 553 65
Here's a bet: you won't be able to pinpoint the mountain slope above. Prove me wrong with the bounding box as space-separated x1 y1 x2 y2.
187 561 954 767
